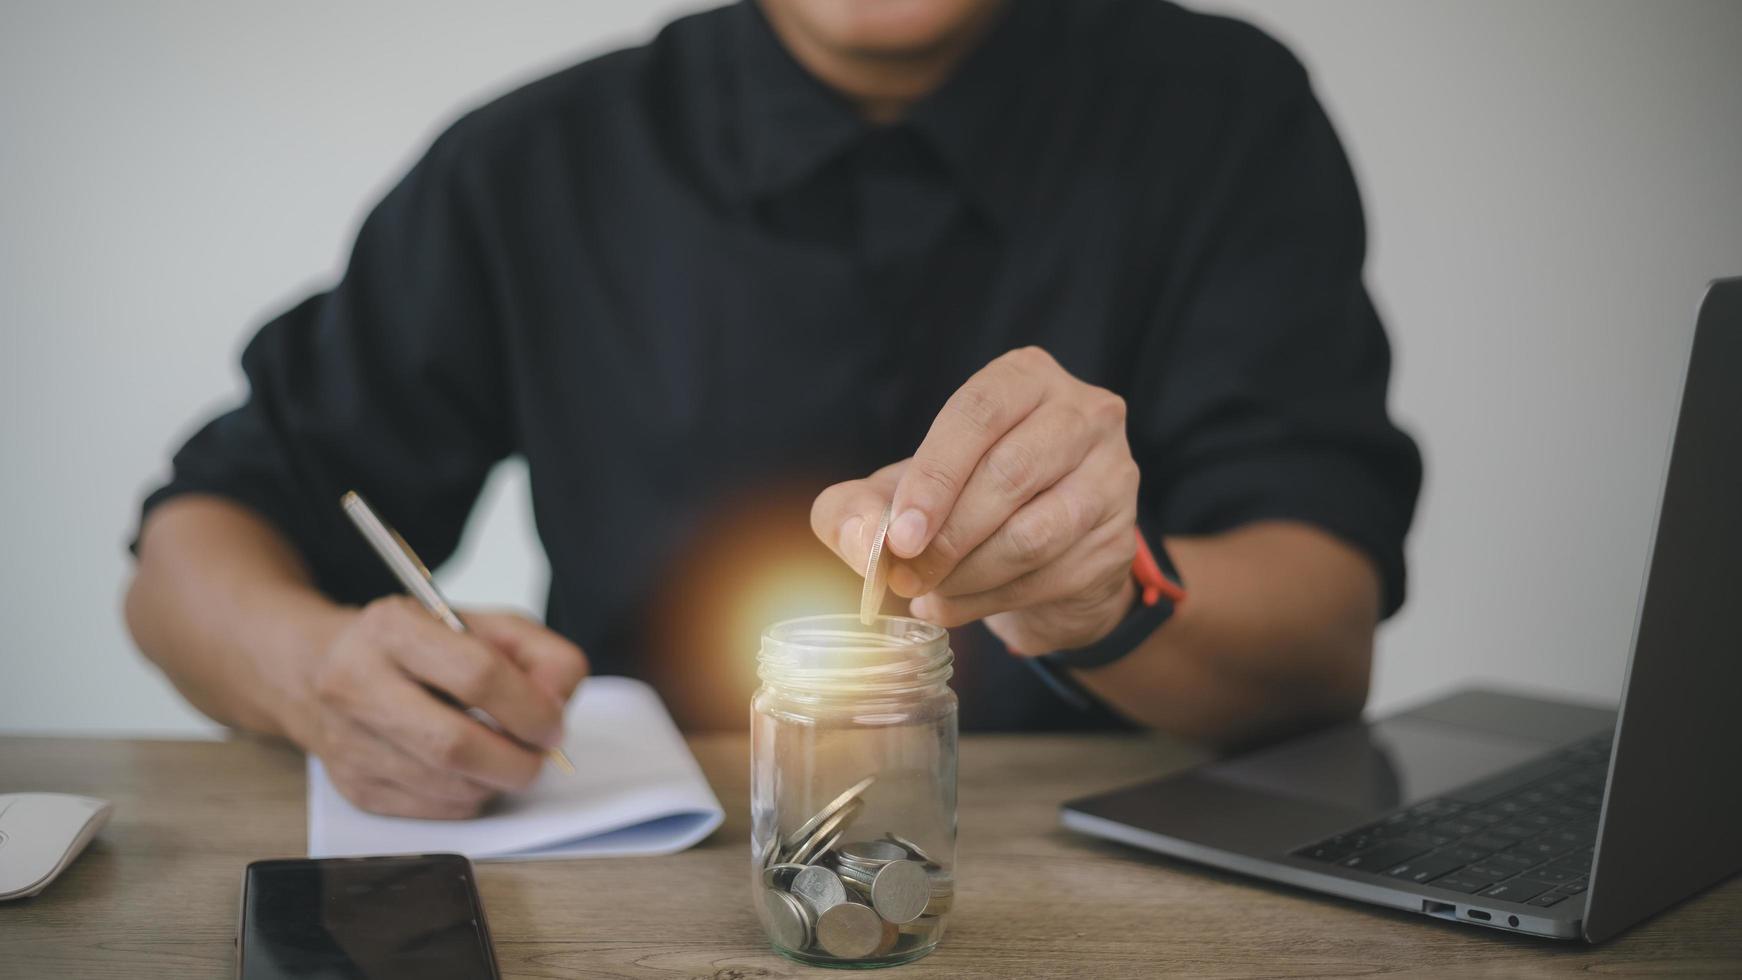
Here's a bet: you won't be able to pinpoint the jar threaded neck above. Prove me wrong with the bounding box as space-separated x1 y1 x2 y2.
757 615 952 702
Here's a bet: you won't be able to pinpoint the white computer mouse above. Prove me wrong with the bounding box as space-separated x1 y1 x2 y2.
0 792 113 901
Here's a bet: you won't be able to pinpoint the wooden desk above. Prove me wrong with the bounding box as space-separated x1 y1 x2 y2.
3 733 1738 978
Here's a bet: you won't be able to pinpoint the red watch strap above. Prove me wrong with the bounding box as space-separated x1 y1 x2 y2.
1132 528 1187 607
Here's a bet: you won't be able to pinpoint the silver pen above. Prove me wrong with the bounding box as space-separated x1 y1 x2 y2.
341 490 575 775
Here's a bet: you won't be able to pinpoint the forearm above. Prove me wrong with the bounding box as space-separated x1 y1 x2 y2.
125 495 352 742
1071 521 1380 747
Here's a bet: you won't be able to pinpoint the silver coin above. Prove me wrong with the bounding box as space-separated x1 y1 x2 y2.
788 800 859 866
782 776 875 852
763 888 814 951
791 865 849 915
758 835 782 871
884 832 940 867
834 861 876 886
839 839 907 868
869 860 930 924
815 901 886 959
859 504 893 626
762 862 808 892
838 872 873 897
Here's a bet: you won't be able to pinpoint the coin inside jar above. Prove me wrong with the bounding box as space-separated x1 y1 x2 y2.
815 900 888 959
790 865 849 914
782 776 875 852
762 862 808 892
884 831 940 866
788 800 860 866
763 888 814 951
868 859 931 924
838 839 907 869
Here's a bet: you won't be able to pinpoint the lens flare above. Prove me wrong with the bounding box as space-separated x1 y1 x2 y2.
639 484 892 731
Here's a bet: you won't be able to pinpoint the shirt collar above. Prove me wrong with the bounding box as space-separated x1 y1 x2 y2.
903 0 1045 230
731 1 866 201
731 0 1045 230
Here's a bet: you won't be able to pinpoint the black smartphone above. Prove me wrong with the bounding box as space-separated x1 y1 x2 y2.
238 853 501 980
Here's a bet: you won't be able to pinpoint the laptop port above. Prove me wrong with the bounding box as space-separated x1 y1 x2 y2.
1467 910 1492 922
1422 900 1457 920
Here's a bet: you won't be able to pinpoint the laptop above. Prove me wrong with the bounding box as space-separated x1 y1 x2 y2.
1062 277 1742 942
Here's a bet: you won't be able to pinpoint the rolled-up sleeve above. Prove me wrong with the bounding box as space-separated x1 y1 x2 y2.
1131 51 1422 617
134 123 512 605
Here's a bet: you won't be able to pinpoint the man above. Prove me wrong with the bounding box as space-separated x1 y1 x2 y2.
126 0 1420 820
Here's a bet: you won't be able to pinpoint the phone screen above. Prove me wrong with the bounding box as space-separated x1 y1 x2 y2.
240 854 499 980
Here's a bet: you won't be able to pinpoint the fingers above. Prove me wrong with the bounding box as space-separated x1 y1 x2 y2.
352 660 547 792
358 598 565 750
890 401 1097 597
463 610 590 704
911 508 1135 633
888 348 1060 559
810 460 906 574
327 715 496 809
328 769 486 820
931 454 1114 597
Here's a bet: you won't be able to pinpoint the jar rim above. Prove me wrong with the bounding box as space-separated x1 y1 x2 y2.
757 615 952 697
761 614 946 656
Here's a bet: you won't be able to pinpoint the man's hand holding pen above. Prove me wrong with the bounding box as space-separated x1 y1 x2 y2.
299 599 588 819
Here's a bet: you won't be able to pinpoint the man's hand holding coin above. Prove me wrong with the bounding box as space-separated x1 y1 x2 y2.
812 347 1141 656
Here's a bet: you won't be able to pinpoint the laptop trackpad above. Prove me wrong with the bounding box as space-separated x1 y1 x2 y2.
1205 718 1550 812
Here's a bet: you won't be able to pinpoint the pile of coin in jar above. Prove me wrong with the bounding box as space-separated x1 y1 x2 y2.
758 775 953 961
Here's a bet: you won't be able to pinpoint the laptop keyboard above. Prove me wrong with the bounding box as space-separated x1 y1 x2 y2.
1292 732 1613 909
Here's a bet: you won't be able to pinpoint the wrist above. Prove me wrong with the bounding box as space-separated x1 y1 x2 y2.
253 593 355 747
1038 528 1182 673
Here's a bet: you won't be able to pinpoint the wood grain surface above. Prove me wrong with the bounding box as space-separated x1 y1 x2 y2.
2 732 1738 979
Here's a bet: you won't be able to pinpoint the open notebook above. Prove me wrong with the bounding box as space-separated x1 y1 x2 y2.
307 676 724 860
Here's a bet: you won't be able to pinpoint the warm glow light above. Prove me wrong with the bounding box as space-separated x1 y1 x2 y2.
638 484 902 731
728 558 859 668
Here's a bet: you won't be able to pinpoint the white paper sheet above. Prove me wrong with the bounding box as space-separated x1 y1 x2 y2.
307 676 724 860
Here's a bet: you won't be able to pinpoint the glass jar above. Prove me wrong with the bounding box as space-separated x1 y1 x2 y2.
750 614 957 968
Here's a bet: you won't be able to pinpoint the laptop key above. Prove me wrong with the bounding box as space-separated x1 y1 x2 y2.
1557 880 1588 895
1431 875 1488 894
1487 852 1539 872
1550 827 1595 847
1297 842 1353 862
1341 838 1435 871
1480 878 1560 903
1527 890 1570 907
1514 837 1575 860
1546 852 1593 873
1465 834 1515 853
1459 864 1515 883
1533 866 1583 884
1385 849 1472 884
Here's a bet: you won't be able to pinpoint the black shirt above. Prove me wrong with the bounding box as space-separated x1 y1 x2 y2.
138 0 1422 731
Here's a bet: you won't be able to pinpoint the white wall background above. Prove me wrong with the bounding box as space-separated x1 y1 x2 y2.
2 1 1738 736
